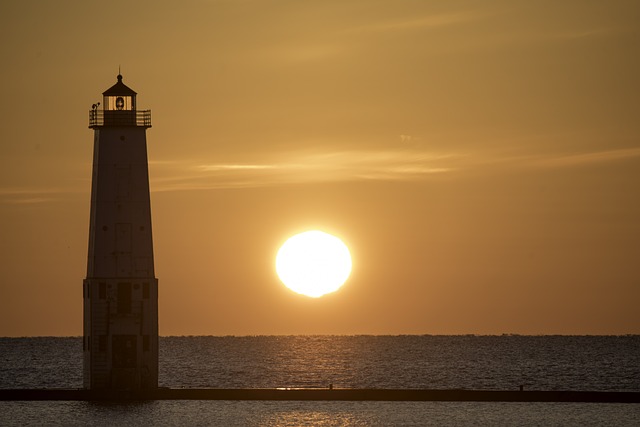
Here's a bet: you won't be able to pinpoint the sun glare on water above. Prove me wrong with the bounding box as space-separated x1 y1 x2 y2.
276 230 352 298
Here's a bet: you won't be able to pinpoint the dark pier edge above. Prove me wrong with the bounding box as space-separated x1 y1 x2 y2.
1 389 639 403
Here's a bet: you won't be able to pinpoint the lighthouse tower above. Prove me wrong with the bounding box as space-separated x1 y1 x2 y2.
83 74 158 390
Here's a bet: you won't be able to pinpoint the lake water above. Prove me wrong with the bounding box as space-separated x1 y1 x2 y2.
1 335 639 425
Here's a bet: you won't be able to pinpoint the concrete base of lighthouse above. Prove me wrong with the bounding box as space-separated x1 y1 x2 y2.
83 278 158 390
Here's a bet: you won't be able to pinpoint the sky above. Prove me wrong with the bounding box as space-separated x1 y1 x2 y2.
0 0 639 336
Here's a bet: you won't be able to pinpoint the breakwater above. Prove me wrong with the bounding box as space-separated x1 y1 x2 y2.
1 388 638 403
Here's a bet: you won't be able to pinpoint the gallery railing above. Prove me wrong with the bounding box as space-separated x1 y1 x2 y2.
89 110 152 128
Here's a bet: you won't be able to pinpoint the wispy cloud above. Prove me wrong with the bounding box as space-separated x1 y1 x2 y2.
198 164 276 172
150 142 640 192
530 147 640 169
556 28 616 40
151 149 456 192
342 12 481 35
0 188 65 204
267 11 483 63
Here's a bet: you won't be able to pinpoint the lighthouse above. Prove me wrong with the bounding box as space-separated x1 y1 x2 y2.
83 74 158 390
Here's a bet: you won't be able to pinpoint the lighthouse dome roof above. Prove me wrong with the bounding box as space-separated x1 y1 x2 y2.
102 74 137 96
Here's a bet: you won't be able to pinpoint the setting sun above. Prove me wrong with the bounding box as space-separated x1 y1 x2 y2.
276 231 352 298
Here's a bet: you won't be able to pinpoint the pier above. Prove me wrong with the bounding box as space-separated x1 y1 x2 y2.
1 388 638 403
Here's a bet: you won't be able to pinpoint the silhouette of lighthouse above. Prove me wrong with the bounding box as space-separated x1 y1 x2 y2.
83 74 158 390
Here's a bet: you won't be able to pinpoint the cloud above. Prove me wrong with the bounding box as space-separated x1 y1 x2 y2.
399 134 413 143
0 188 66 204
151 149 456 192
3 197 56 205
556 28 615 40
342 13 481 35
198 164 276 172
264 11 483 64
451 145 640 174
530 147 640 169
109 143 640 194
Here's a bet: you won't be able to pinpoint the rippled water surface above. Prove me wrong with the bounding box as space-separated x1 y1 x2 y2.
1 336 638 425
1 335 639 391
1 401 640 426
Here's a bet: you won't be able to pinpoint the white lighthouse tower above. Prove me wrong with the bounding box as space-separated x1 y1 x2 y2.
83 74 158 390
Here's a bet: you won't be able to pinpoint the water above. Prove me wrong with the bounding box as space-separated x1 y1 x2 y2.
2 335 639 391
2 400 639 426
1 336 639 425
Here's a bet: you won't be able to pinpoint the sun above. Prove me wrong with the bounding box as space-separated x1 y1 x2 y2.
276 230 352 298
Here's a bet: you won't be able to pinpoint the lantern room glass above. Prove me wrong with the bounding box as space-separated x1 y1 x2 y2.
104 95 135 111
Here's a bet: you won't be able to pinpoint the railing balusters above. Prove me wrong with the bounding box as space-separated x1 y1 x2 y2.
89 110 151 128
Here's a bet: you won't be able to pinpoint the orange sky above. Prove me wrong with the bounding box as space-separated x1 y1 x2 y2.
1 1 639 336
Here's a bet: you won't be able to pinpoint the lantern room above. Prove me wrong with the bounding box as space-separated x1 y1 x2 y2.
103 74 137 111
89 74 151 128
